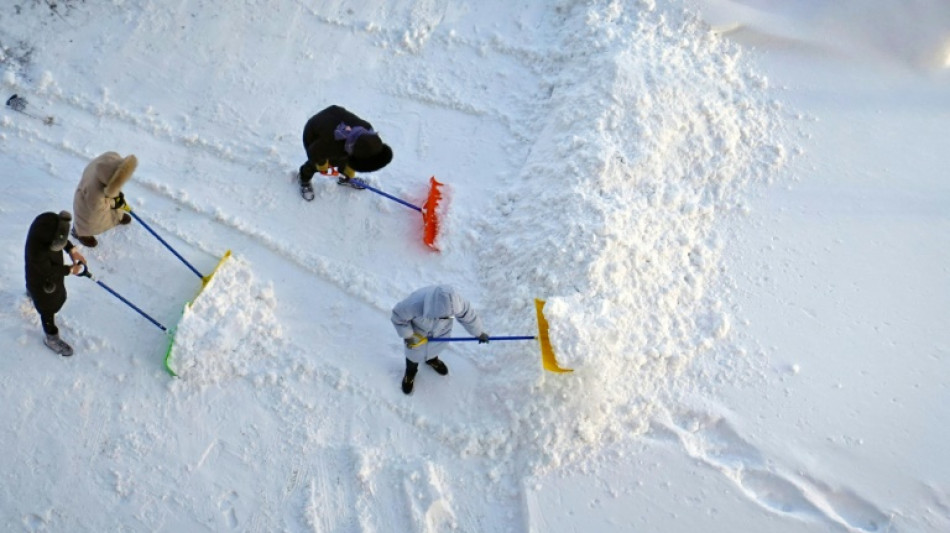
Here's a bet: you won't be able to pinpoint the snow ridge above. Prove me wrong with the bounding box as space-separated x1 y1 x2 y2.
478 1 789 470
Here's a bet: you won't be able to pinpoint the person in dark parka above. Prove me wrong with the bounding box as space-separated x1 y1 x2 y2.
296 105 393 201
25 211 86 356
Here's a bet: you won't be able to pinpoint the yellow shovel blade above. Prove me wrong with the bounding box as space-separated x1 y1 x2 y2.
535 298 573 373
164 250 232 377
201 249 232 289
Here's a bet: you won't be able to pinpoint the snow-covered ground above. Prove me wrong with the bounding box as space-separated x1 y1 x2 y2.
1 0 947 531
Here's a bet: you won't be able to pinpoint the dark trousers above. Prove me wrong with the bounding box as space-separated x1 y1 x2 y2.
299 161 316 184
28 288 63 336
39 311 58 336
404 358 418 378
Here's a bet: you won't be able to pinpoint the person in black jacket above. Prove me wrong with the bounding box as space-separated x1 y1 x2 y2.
25 211 86 356
296 105 393 201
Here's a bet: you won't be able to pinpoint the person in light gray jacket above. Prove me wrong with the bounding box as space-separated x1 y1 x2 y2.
391 285 490 395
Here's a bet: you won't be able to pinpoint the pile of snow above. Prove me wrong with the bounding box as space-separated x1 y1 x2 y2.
168 255 282 388
477 1 789 470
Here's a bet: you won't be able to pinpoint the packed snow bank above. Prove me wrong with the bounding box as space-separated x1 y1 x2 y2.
476 0 790 469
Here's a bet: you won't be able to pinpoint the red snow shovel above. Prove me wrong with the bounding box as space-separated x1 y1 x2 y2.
324 169 444 250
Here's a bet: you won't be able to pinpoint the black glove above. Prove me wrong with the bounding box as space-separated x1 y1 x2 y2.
478 332 490 344
111 191 126 210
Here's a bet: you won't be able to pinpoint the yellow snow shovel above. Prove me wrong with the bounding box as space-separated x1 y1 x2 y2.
423 298 572 373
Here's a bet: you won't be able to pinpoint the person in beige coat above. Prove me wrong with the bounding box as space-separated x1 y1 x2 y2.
72 152 136 247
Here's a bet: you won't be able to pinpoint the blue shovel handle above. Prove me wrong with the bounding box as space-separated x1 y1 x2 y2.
127 209 204 279
78 264 167 332
426 336 536 342
349 178 423 213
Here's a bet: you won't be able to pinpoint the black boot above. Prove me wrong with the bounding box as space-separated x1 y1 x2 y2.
401 359 418 395
425 357 448 376
298 172 315 201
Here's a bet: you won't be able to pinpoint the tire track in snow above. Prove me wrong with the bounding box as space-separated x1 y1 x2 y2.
302 447 360 532
291 0 551 66
2 81 288 176
3 11 547 175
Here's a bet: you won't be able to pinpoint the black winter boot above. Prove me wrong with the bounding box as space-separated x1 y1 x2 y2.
401 359 419 395
425 357 448 376
298 172 315 201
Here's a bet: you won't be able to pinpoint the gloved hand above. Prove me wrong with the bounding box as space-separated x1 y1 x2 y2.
316 160 331 174
404 333 427 349
478 332 490 344
340 165 356 179
111 191 126 210
69 249 86 268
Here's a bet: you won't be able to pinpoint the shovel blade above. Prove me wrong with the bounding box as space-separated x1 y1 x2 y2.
422 176 444 250
535 298 573 373
201 249 232 288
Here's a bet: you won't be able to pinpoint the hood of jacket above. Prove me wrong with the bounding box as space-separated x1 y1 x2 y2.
86 151 137 197
422 285 456 319
26 212 62 253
